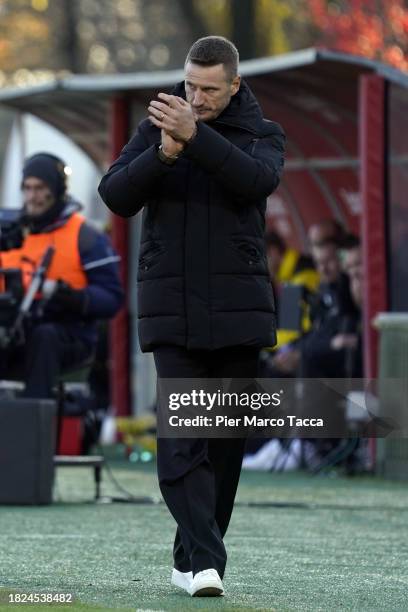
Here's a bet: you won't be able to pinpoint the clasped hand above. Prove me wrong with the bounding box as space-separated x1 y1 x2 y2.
148 93 196 156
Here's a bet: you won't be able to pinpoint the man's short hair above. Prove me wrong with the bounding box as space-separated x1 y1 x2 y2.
309 219 346 247
185 36 239 81
313 238 339 251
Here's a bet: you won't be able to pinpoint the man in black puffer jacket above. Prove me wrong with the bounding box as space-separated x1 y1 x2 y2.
99 36 285 597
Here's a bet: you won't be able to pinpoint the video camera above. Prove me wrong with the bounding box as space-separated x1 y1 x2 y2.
0 208 24 251
0 210 55 348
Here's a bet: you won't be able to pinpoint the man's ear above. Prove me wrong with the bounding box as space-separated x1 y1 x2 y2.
231 75 241 96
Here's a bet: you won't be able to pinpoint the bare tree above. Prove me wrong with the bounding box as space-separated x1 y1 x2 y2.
59 0 82 73
231 0 256 60
178 0 209 42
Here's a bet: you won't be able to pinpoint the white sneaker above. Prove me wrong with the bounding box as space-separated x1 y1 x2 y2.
190 568 224 597
171 568 193 593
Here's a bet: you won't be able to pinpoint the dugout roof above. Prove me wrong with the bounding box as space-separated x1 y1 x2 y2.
0 47 407 248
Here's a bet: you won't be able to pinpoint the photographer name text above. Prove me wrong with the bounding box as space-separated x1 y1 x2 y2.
168 415 324 427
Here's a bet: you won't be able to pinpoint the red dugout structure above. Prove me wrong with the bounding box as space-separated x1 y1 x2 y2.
0 48 407 415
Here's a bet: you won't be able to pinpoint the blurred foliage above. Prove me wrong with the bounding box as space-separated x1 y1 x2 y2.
194 0 231 35
255 0 293 55
0 0 194 83
0 0 406 88
0 7 50 74
192 0 304 57
309 0 408 71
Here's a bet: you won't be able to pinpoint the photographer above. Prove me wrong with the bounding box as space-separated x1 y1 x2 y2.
0 152 124 399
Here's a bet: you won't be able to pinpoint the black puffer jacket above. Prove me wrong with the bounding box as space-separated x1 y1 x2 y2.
99 80 285 352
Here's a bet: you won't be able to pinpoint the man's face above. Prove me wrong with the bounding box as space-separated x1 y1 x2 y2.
343 246 363 307
343 247 362 283
184 62 240 123
22 177 55 217
350 276 363 308
313 244 341 284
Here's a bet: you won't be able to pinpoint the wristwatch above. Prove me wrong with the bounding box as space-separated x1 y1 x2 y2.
157 144 180 165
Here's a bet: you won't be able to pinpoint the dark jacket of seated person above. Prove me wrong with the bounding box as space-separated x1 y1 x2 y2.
300 273 361 378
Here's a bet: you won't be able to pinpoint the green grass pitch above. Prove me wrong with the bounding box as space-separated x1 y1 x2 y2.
1 449 408 611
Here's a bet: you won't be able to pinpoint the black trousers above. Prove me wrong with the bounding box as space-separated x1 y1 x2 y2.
0 322 91 399
153 345 259 579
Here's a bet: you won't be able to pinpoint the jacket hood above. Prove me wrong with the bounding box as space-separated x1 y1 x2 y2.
172 79 272 136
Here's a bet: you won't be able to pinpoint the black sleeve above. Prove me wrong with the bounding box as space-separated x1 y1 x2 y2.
98 120 172 218
183 121 285 200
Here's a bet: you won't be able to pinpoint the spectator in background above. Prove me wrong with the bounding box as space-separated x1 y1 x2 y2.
269 237 357 376
245 232 363 472
301 239 359 378
0 153 124 399
263 221 347 376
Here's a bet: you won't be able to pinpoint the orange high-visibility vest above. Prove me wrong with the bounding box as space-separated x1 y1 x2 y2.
0 213 87 291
